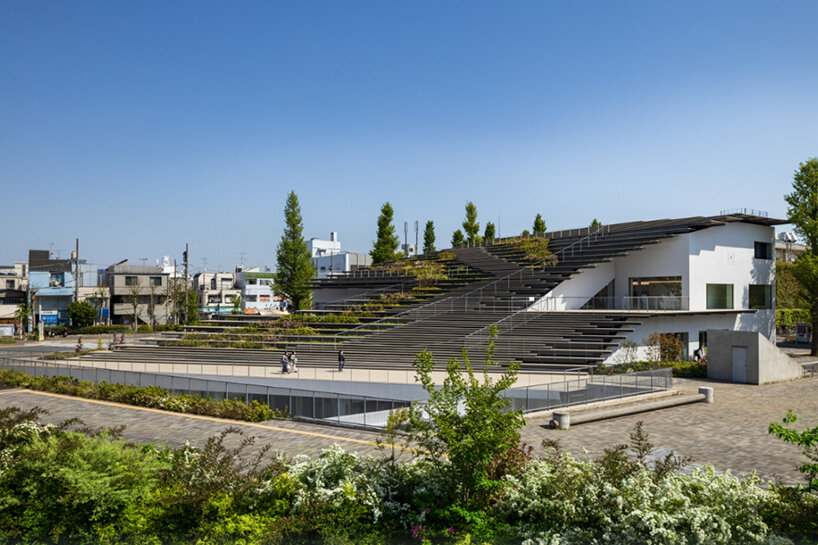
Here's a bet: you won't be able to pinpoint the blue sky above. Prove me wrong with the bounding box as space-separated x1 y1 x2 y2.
2 1 817 272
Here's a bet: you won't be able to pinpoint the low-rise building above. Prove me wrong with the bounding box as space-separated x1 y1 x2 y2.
0 262 28 332
236 268 284 313
309 232 372 278
194 271 242 316
103 260 170 327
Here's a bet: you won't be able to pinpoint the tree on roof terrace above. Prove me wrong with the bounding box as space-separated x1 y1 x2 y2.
532 213 546 236
275 191 314 310
371 202 401 264
462 201 481 244
423 220 436 254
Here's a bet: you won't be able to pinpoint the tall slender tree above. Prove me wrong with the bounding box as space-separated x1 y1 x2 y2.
423 220 436 254
785 157 818 355
371 202 400 263
533 214 546 236
275 191 315 310
484 222 496 243
462 202 480 244
590 218 602 229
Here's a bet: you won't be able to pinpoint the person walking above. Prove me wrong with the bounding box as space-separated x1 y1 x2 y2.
290 351 298 374
338 350 345 372
281 351 290 374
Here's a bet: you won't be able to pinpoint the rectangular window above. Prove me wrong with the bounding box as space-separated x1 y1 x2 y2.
220 279 232 289
210 278 216 290
49 272 65 286
754 241 772 259
124 276 138 286
706 284 733 309
5 280 14 289
749 284 772 309
629 276 682 310
248 279 257 285
245 294 258 302
149 276 162 287
208 295 220 304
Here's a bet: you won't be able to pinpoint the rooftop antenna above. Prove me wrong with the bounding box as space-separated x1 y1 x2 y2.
202 257 208 273
139 258 148 267
239 251 246 269
404 221 408 254
49 242 55 259
414 220 419 252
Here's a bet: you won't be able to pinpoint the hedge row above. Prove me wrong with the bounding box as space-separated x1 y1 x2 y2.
595 360 708 378
776 308 811 331
0 369 285 422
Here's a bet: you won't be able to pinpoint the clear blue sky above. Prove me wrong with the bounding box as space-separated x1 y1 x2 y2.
2 1 817 272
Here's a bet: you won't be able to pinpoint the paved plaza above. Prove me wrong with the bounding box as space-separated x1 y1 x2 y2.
1 374 816 485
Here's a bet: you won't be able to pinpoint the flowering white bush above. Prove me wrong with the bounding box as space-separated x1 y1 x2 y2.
498 456 789 545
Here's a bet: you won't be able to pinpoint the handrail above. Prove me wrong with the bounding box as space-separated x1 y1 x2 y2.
463 225 611 347
333 224 610 348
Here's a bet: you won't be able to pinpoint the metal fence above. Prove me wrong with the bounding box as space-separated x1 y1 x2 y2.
0 353 411 430
503 368 673 413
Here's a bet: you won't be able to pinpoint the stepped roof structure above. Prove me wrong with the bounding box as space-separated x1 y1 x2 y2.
135 212 785 372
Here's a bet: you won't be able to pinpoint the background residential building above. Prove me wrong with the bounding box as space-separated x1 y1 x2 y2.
103 260 170 327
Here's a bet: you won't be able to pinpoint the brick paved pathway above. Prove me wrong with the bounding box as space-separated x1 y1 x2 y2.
2 376 816 484
523 377 818 485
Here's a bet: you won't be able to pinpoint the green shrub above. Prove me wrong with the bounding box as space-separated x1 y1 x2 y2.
0 336 16 344
0 369 286 423
595 360 708 378
73 325 132 334
777 308 812 331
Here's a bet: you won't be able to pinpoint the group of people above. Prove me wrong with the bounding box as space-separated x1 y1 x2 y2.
279 350 347 374
280 351 298 374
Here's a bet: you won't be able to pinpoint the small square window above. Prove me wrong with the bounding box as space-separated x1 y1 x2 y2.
754 242 772 260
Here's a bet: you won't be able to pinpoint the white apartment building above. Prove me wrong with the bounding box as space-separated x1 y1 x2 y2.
309 232 372 279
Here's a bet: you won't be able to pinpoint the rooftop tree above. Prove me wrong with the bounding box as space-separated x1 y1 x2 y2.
533 214 546 236
462 202 481 244
275 191 315 310
484 221 496 243
785 157 818 355
423 220 436 254
451 229 466 248
371 202 400 264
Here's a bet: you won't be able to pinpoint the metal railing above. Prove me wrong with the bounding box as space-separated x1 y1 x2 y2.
0 352 410 430
503 368 672 413
337 226 612 348
530 295 689 312
719 208 768 217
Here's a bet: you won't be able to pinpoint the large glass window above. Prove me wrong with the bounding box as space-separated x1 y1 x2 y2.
706 284 733 309
149 276 162 287
629 277 682 310
124 276 138 286
49 272 65 286
749 284 771 309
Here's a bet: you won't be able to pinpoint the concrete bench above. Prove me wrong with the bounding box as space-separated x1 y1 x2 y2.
552 386 714 429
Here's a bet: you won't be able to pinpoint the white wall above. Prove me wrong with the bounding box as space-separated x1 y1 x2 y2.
604 313 740 363
530 261 614 310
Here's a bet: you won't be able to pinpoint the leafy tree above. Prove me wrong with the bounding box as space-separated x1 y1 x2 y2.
769 410 818 490
462 201 480 244
229 294 242 314
14 301 31 337
532 214 546 236
389 326 525 510
126 282 142 330
590 218 602 229
423 220 436 254
67 300 96 329
521 229 531 237
275 191 315 310
484 221 496 243
183 290 199 325
451 229 466 248
785 158 818 355
777 261 809 310
371 202 400 264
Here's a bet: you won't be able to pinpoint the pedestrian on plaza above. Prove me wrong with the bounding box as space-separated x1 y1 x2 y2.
338 350 345 372
290 351 298 373
281 351 290 373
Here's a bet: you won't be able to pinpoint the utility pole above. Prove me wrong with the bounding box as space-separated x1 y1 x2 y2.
414 221 419 254
72 238 79 302
183 243 189 325
404 221 408 256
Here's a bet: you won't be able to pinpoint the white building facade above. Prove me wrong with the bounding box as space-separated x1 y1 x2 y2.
530 219 779 362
